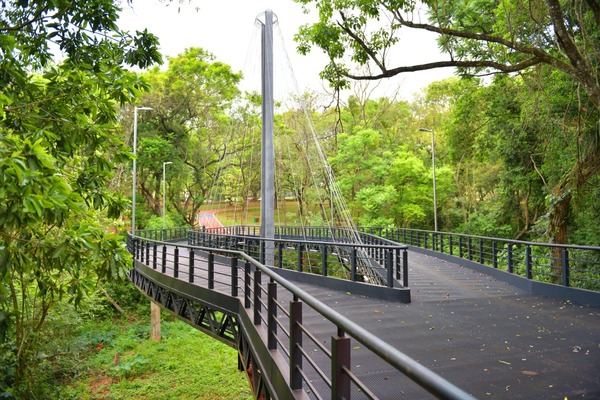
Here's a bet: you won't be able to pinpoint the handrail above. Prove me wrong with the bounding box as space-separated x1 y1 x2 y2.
359 227 600 291
127 231 478 399
189 228 410 289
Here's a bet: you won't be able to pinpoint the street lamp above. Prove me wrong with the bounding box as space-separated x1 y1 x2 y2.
419 127 438 232
132 106 153 237
162 161 173 229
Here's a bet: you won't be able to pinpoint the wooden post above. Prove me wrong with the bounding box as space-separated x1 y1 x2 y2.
150 301 161 342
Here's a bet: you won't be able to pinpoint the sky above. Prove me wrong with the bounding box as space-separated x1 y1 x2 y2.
118 0 455 101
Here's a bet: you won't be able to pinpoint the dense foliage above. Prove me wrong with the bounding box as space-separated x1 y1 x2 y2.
0 0 161 396
1 0 598 397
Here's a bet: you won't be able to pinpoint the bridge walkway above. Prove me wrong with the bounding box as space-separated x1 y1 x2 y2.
133 241 600 399
297 250 600 399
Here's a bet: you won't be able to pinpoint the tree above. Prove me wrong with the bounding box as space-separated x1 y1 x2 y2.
294 0 599 111
295 0 600 245
136 48 243 226
0 0 161 395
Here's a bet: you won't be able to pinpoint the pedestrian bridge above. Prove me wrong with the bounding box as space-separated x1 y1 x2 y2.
127 226 600 399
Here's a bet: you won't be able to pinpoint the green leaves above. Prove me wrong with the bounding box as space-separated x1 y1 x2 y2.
1 0 159 393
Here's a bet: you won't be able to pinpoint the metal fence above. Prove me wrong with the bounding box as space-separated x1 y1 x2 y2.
358 227 600 291
189 228 409 289
127 232 477 400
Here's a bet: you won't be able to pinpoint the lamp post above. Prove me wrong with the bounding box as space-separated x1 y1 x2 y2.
162 161 173 230
131 106 153 237
419 127 438 232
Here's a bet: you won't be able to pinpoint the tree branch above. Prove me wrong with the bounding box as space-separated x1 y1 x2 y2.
584 0 600 26
343 58 541 80
391 11 575 76
337 12 386 72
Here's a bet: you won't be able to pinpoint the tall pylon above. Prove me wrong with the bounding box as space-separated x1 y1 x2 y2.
258 10 275 266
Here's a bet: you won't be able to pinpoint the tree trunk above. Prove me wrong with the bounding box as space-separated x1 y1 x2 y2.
548 191 571 283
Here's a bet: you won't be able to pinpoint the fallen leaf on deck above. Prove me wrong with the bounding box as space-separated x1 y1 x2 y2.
521 370 538 376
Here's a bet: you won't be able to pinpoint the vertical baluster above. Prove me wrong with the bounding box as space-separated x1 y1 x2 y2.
351 247 357 282
479 239 484 264
244 261 251 309
267 280 277 350
208 252 214 289
562 249 570 287
332 328 351 400
174 247 179 278
189 249 195 283
231 257 238 297
321 244 328 277
507 243 513 274
161 244 167 273
526 245 532 279
403 249 409 288
278 242 284 269
386 250 393 288
254 269 262 325
297 244 303 273
492 241 498 269
290 297 303 390
152 243 157 270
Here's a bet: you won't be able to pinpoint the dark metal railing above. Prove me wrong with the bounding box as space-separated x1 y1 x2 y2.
127 231 477 400
190 228 410 289
355 227 600 291
132 227 189 242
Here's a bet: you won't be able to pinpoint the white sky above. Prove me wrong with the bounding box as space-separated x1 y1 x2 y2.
118 0 455 101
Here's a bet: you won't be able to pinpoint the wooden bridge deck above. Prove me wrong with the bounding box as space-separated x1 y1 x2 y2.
135 242 600 399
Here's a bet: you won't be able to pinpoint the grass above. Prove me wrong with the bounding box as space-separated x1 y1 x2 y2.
62 316 253 400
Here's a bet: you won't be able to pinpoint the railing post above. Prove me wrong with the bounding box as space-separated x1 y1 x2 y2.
562 249 570 287
290 297 303 390
479 239 484 264
189 249 195 283
145 241 150 265
449 236 454 256
208 252 215 290
152 243 157 270
507 243 513 274
244 261 251 309
458 237 463 258
386 249 393 288
526 245 532 279
161 244 167 273
351 247 357 281
254 269 262 325
331 329 351 400
322 244 328 277
395 248 401 280
231 257 238 297
403 249 409 288
468 237 473 260
278 242 284 269
492 241 498 268
174 247 179 278
297 244 303 273
439 234 444 253
268 280 277 350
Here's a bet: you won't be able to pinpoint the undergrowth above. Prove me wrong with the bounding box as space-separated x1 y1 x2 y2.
62 315 253 399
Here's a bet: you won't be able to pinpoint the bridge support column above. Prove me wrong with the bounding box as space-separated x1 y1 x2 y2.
150 301 161 342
